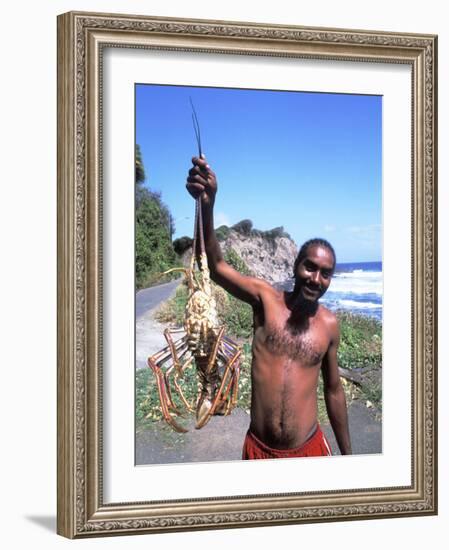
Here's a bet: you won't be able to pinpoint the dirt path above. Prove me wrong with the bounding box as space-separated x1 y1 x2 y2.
136 281 184 370
136 401 381 465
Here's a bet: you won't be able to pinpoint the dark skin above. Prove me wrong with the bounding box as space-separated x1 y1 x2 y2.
187 156 352 455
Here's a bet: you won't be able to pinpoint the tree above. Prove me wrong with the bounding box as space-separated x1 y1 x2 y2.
173 236 193 255
135 144 178 288
232 219 253 235
135 144 146 185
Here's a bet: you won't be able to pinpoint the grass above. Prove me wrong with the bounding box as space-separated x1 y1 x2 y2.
336 310 382 414
136 367 164 429
237 343 252 413
354 371 382 414
136 359 202 432
154 281 189 326
337 311 382 370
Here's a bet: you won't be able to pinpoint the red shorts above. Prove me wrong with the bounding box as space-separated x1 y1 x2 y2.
242 425 332 460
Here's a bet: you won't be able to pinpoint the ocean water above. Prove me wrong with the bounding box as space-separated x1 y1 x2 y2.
281 261 383 321
323 261 382 321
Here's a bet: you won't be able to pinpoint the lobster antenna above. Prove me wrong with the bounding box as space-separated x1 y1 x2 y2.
189 97 202 158
189 97 207 269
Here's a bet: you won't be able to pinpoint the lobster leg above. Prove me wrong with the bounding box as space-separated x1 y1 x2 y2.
161 329 189 411
229 362 241 411
164 327 186 376
219 360 241 415
167 356 195 412
206 326 226 373
147 331 191 433
210 334 241 415
195 336 242 429
149 331 188 366
211 349 241 408
148 356 188 433
194 326 226 425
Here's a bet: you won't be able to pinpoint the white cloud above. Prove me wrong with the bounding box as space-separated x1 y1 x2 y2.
323 224 336 232
215 212 232 227
346 224 381 235
345 224 381 244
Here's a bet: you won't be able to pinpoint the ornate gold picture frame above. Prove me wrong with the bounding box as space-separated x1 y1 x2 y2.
57 11 437 538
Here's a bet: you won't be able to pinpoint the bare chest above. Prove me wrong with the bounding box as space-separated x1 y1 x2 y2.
254 321 328 367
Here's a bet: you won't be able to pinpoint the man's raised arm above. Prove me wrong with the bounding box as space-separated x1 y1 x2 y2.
186 156 267 306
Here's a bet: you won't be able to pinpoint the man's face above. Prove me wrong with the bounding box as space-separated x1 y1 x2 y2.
294 245 334 302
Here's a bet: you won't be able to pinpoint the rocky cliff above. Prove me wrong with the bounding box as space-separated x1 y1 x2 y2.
175 220 298 285
220 230 297 284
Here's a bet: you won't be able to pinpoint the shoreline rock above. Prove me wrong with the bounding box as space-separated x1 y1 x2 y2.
177 223 298 284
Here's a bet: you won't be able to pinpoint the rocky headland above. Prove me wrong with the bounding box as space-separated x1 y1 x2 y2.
173 219 298 284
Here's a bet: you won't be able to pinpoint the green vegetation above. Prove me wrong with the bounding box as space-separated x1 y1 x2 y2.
135 145 180 289
337 311 382 370
135 143 146 184
223 248 252 276
232 219 253 235
215 225 231 241
136 367 163 428
236 343 252 412
172 236 193 255
136 359 201 432
358 378 382 411
228 219 291 241
223 298 253 339
261 226 292 241
155 282 190 326
220 249 254 338
187 219 294 244
335 311 382 413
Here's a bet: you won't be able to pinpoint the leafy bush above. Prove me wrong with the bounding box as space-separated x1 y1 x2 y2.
223 295 253 339
262 226 291 240
215 225 231 241
172 236 193 255
232 219 253 235
135 145 180 289
155 282 189 325
237 343 252 412
223 248 252 276
336 311 382 370
136 367 163 425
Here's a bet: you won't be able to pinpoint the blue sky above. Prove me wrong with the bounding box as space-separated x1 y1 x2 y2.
136 84 382 263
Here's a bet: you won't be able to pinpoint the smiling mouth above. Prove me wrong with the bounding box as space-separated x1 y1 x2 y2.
302 285 321 297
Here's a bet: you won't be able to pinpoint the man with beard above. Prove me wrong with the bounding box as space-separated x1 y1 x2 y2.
186 156 352 458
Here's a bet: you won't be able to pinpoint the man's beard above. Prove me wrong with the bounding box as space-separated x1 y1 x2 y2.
290 292 319 314
292 278 321 308
285 279 321 333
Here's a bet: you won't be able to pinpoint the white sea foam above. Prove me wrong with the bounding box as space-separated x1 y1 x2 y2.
329 271 382 295
338 299 381 309
334 270 381 279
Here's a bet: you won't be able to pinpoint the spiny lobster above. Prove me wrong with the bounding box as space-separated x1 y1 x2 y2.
147 100 242 432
